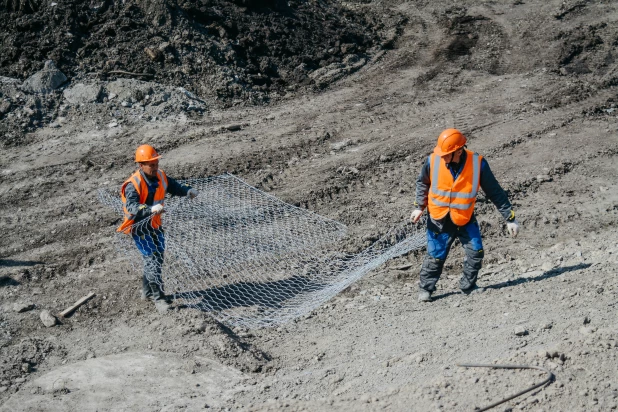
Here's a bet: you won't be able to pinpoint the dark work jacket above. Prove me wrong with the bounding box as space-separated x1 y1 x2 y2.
414 150 513 232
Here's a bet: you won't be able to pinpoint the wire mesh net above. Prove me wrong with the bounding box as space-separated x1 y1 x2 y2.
99 174 426 329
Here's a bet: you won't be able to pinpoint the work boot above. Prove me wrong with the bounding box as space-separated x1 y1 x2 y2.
154 300 170 314
418 289 432 302
461 285 485 295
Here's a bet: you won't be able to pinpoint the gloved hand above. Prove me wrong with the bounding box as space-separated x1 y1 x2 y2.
187 188 199 199
507 219 519 237
151 204 164 215
410 209 423 223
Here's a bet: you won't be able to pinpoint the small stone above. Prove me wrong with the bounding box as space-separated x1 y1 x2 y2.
514 327 529 336
536 174 552 182
452 302 461 308
330 139 351 151
579 327 595 335
225 124 242 131
540 322 553 330
14 302 35 313
144 47 163 62
108 121 118 128
0 100 11 114
120 101 132 108
40 310 58 327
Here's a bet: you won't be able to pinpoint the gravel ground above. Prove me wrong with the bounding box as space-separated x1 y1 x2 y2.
1 0 618 411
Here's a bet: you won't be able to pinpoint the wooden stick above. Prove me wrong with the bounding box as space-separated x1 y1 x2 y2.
59 292 96 318
107 70 154 78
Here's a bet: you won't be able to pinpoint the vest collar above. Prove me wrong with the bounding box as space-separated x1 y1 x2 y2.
446 149 467 175
139 169 159 187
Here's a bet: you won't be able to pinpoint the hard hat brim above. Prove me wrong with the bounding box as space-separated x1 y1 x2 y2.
433 146 454 156
136 154 161 163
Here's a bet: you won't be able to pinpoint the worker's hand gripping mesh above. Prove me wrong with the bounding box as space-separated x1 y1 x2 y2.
99 174 426 328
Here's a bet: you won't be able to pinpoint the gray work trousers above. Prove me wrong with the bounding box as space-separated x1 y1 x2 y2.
142 251 165 300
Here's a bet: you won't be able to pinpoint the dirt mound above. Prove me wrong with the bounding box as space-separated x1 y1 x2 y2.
0 0 383 102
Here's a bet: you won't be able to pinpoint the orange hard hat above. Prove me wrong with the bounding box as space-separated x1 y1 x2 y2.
135 145 161 163
433 129 467 156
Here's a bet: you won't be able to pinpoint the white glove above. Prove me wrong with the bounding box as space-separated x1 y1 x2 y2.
507 219 519 238
187 188 199 199
410 209 423 223
151 204 164 215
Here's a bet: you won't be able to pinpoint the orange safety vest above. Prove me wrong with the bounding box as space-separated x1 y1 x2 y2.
427 149 482 226
117 169 169 234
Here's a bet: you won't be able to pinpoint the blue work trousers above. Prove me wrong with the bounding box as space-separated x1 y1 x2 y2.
419 219 484 292
132 229 166 300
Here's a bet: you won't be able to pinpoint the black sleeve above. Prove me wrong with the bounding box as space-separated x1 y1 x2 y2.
414 157 431 209
479 158 514 221
166 176 191 197
124 183 152 219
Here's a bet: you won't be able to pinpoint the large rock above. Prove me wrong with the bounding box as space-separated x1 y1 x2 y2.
21 61 67 94
63 83 103 104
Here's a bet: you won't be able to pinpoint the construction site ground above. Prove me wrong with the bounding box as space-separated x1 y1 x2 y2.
1 0 618 411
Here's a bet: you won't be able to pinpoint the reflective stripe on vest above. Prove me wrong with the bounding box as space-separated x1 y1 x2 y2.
158 170 168 192
430 152 480 199
427 150 482 226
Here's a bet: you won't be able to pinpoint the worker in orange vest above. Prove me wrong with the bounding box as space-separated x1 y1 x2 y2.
410 129 519 302
118 145 198 313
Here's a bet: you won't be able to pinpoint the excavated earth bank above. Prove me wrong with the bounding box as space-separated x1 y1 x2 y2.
1 0 618 411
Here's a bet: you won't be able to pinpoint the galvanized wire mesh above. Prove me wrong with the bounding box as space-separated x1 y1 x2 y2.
99 174 426 328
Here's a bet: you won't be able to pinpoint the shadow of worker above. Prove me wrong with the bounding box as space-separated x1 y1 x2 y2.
485 263 591 291
431 263 591 301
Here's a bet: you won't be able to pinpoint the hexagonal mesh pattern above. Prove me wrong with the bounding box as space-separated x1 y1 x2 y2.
99 174 426 328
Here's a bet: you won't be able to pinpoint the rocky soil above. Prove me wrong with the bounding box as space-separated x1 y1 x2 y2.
1 0 618 411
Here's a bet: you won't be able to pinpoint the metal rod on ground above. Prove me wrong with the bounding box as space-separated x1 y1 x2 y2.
456 363 554 411
59 292 96 318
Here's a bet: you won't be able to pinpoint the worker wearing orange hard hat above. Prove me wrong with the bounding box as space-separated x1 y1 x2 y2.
118 145 199 313
410 129 519 302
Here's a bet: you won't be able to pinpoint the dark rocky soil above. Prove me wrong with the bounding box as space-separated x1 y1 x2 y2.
0 0 386 101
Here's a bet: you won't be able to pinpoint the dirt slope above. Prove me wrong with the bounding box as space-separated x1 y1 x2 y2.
1 0 618 411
